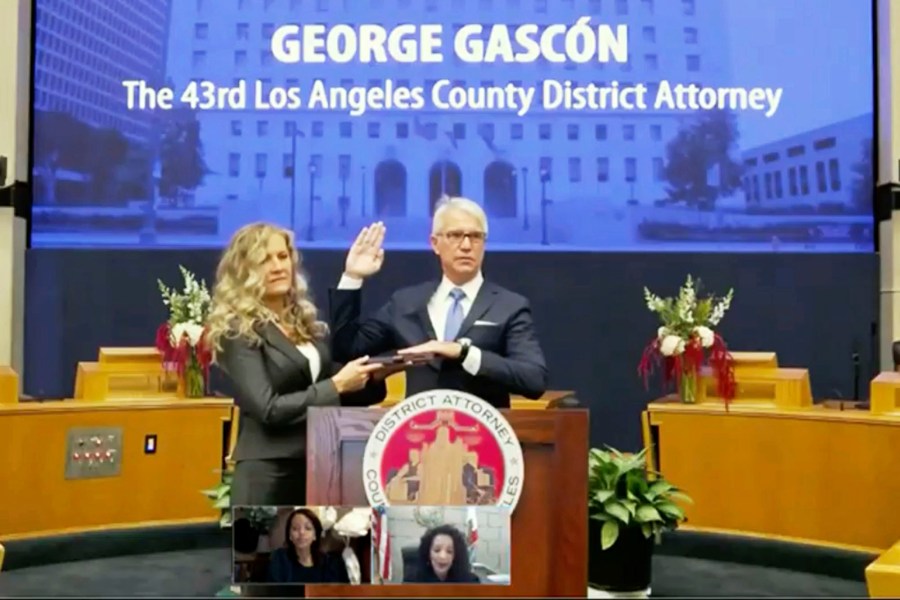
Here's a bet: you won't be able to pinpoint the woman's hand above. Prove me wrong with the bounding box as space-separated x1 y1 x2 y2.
332 356 382 393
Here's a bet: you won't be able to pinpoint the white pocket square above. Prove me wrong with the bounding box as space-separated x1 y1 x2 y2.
473 320 498 326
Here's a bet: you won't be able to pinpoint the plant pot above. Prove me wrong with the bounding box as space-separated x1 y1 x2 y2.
588 520 654 593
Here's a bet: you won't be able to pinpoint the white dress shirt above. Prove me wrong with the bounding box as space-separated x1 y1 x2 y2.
295 342 321 381
337 273 484 375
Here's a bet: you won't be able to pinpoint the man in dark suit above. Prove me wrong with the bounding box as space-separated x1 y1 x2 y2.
329 196 548 408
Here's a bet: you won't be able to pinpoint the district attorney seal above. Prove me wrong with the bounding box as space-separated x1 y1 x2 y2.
362 389 525 512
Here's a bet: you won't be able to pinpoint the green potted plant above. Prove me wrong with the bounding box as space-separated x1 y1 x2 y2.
588 446 692 593
201 469 233 528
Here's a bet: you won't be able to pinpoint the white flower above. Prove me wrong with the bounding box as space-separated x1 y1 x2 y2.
657 326 669 339
693 326 715 348
659 335 685 356
169 322 188 345
316 506 338 530
708 289 733 326
170 322 205 347
184 323 205 346
332 508 372 537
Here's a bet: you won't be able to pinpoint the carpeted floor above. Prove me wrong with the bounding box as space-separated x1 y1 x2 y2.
0 548 868 597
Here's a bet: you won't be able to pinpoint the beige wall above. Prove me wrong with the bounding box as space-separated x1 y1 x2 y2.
0 0 29 383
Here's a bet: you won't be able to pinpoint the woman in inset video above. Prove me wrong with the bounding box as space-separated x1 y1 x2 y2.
267 508 350 584
405 524 481 583
207 222 389 506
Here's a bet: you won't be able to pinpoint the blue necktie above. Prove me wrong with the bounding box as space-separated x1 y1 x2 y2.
443 288 466 341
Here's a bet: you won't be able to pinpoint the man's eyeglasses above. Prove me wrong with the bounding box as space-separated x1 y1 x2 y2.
438 230 487 244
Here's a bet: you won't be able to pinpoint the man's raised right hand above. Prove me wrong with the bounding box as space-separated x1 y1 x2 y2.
344 222 386 280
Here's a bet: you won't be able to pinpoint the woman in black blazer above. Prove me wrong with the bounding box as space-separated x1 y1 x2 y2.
207 222 389 506
404 524 481 584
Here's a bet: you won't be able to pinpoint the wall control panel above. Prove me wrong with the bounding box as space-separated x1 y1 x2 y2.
65 427 123 480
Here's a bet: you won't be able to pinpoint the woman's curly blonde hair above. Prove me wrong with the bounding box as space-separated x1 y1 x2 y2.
205 222 327 358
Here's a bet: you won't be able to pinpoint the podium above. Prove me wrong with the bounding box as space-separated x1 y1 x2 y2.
305 406 589 597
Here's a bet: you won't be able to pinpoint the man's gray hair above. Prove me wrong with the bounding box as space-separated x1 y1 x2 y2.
431 196 489 236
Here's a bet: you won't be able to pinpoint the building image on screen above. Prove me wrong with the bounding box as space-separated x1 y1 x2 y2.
30 0 873 252
372 505 510 585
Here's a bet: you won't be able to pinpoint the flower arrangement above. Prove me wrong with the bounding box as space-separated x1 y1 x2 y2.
155 265 212 398
637 275 736 407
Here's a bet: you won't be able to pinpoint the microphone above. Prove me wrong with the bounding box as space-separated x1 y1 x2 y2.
852 341 861 402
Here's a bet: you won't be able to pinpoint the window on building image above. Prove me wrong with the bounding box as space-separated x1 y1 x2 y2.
312 121 324 138
789 167 798 196
684 27 698 44
257 121 269 137
774 171 783 198
231 120 242 137
616 0 628 16
396 122 409 139
623 125 635 141
597 158 610 182
340 122 353 138
764 173 772 199
799 165 810 195
595 124 608 140
567 124 579 141
255 153 268 179
539 124 552 140
682 0 696 16
625 158 637 182
194 23 208 40
229 153 241 177
816 161 827 193
829 158 841 191
686 55 700 72
643 26 656 43
568 158 582 183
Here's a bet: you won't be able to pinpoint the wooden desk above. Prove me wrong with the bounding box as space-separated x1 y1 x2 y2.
0 366 17 404
0 397 231 538
644 398 900 552
867 539 900 597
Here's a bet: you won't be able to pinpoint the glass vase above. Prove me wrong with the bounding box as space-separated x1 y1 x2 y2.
183 351 205 398
679 367 698 404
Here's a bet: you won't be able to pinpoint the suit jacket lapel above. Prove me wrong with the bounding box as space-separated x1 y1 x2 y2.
257 322 313 380
457 283 498 339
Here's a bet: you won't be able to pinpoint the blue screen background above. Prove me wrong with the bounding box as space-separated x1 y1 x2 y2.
29 0 874 252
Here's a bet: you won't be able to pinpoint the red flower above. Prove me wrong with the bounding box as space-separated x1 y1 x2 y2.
637 333 736 410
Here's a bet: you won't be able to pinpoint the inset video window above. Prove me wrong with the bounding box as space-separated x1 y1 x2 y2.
232 505 372 585
371 505 511 584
